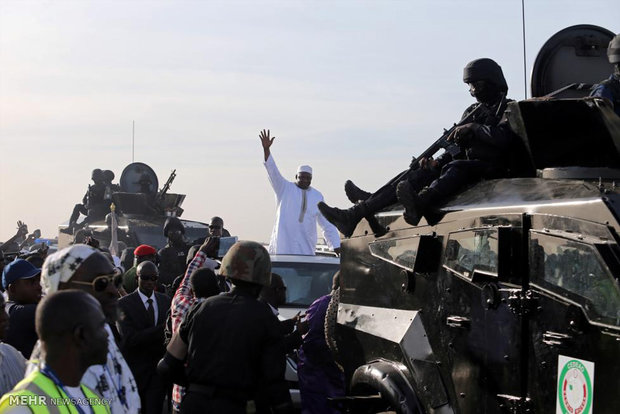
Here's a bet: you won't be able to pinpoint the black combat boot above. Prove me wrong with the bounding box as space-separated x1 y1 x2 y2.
366 215 388 238
396 180 423 226
418 187 445 225
318 202 366 238
344 180 372 204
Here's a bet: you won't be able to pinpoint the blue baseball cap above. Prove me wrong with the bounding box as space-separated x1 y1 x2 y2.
2 259 41 290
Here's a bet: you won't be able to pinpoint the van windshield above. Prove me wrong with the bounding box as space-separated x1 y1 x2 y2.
271 261 339 307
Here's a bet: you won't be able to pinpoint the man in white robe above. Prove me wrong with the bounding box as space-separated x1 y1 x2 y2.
260 129 341 255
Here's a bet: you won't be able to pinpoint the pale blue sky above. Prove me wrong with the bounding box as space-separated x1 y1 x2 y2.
1 0 618 244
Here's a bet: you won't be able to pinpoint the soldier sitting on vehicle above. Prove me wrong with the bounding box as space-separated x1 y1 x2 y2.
590 33 620 117
64 168 108 234
318 58 515 235
102 169 121 202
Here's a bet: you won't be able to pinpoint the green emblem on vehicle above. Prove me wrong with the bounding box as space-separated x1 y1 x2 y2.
557 356 594 414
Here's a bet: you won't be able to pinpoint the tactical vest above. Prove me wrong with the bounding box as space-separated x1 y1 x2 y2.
0 370 110 414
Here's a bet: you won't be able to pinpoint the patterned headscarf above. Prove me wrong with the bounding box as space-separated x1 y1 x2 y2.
41 244 98 294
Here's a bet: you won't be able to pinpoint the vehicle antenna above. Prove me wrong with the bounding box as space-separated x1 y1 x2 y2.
132 120 135 163
521 0 528 99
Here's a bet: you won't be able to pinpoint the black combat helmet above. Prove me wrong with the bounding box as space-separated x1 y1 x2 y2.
163 216 185 237
608 33 620 64
91 169 104 182
103 170 115 183
463 58 508 92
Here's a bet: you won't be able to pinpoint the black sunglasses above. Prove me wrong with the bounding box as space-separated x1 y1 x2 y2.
139 274 159 282
70 273 122 292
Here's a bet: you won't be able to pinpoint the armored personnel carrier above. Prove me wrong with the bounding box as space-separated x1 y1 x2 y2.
331 26 619 413
58 162 209 250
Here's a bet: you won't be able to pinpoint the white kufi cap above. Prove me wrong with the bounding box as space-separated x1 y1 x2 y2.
297 165 312 175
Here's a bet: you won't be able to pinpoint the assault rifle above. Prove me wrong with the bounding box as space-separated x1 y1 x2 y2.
407 102 484 172
391 96 507 184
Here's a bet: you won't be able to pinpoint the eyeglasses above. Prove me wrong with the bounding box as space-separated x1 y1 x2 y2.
139 274 159 282
69 273 122 292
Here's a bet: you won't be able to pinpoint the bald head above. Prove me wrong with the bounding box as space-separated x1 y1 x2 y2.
36 290 101 341
36 290 109 372
137 261 158 277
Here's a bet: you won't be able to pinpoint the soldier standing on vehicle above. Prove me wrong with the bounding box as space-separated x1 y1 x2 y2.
319 58 514 235
160 240 293 414
591 33 620 116
260 130 341 255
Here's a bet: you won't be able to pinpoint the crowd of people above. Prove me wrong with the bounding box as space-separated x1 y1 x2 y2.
1 36 619 413
0 213 343 414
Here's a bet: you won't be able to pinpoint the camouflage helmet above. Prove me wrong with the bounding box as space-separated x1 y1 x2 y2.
463 58 508 92
608 34 620 64
220 241 271 287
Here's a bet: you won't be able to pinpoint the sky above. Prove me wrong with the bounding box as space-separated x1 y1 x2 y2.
1 0 619 246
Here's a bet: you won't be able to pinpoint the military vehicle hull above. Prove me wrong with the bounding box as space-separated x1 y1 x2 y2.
332 76 620 412
58 215 209 251
334 175 620 413
58 162 209 250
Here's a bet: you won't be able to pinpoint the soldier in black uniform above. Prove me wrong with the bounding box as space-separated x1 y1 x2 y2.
65 169 107 233
158 217 190 289
590 33 620 117
159 240 293 414
319 58 513 236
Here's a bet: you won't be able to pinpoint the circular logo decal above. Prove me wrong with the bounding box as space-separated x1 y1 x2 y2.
557 360 593 414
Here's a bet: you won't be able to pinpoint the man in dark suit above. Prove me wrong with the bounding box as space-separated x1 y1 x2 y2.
117 260 171 414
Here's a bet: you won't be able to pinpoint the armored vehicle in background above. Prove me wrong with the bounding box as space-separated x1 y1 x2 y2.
331 26 620 413
58 162 209 250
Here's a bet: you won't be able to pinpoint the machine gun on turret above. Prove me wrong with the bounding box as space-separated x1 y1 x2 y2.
157 169 177 202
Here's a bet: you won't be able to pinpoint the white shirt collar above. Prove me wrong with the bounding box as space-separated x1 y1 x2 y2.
137 288 154 304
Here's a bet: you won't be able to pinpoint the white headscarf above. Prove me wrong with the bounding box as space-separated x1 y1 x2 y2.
41 244 98 294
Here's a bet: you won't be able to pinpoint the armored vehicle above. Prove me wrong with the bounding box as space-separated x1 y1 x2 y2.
58 162 209 250
331 26 619 413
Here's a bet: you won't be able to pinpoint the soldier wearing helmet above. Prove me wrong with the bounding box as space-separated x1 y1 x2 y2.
319 58 515 235
160 241 293 413
158 216 190 289
590 33 620 116
64 168 108 234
